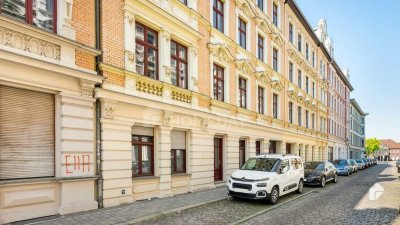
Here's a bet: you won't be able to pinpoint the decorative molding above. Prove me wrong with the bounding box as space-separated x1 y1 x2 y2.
125 50 135 63
125 14 135 24
234 0 256 19
235 59 254 76
0 26 61 61
201 118 208 132
254 17 272 34
171 89 192 103
80 79 95 98
101 99 118 119
207 43 235 63
270 74 283 92
163 65 172 79
162 110 171 127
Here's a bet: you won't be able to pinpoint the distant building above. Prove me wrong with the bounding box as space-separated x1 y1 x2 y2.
376 139 400 161
349 99 368 159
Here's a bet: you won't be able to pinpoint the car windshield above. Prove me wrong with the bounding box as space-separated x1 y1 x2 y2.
333 160 347 166
356 160 363 163
240 158 279 172
304 162 324 170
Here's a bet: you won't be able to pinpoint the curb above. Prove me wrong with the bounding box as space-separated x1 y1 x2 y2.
230 188 319 225
114 196 228 225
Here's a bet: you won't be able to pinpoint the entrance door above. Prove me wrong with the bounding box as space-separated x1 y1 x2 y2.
269 141 277 153
239 140 246 167
286 143 291 154
214 138 223 182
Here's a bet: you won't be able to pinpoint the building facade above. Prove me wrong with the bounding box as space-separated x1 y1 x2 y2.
376 139 400 161
95 0 353 208
0 0 355 223
350 99 367 159
0 0 101 223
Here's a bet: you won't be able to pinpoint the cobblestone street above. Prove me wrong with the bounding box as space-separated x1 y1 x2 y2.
14 162 400 225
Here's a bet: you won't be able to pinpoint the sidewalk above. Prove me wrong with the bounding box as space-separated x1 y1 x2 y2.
14 186 228 225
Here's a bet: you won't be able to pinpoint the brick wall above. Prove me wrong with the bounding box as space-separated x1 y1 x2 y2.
76 50 96 71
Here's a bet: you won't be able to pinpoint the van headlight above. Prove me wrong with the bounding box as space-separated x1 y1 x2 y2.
256 183 267 187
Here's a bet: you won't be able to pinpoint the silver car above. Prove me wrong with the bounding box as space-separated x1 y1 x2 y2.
396 160 400 173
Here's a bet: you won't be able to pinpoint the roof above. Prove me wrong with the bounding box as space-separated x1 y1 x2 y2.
350 99 368 116
286 0 354 91
379 139 400 149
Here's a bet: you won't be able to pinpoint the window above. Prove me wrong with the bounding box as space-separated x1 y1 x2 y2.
289 22 293 43
312 82 315 98
289 102 293 123
298 106 302 126
0 85 55 179
132 135 154 176
171 131 186 174
305 110 309 128
298 34 302 52
312 51 315 67
256 140 261 155
257 0 264 11
136 23 158 79
273 48 279 71
272 2 278 27
306 76 309 94
258 86 264 114
306 43 309 60
238 18 247 49
213 0 224 32
239 77 247 108
239 140 246 167
289 62 293 82
179 0 187 5
213 64 224 101
298 70 302 88
0 0 57 33
312 113 315 129
257 35 264 62
171 41 188 89
273 93 278 119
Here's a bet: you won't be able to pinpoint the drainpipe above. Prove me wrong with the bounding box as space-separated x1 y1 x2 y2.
95 0 103 209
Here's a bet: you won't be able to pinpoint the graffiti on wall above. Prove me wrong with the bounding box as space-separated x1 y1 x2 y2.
64 154 91 175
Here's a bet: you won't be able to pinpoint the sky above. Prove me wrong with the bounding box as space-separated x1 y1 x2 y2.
296 0 400 141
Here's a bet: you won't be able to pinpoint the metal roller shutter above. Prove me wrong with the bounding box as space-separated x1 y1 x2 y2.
0 85 55 179
171 130 185 149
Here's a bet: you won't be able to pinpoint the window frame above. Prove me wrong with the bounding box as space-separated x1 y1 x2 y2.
256 140 261 155
257 34 264 62
132 135 154 177
213 0 224 32
272 2 278 27
171 149 186 174
306 76 309 94
179 0 187 5
298 70 302 88
135 22 159 80
273 93 278 119
258 86 264 114
289 62 293 82
289 101 293 123
289 22 293 43
170 40 188 89
306 43 309 60
273 47 279 72
257 0 264 11
305 110 309 129
239 77 247 108
0 0 58 33
298 106 302 126
298 34 302 52
213 64 225 101
238 17 247 49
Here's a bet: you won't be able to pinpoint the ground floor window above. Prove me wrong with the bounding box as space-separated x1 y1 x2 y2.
269 140 277 154
239 140 246 167
171 130 186 173
132 127 154 176
256 140 261 155
0 85 55 179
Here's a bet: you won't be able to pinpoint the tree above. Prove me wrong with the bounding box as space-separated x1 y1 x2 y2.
365 138 381 156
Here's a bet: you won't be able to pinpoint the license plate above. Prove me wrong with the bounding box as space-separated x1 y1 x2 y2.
304 179 307 181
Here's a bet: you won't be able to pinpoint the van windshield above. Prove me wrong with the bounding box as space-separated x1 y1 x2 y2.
240 158 279 172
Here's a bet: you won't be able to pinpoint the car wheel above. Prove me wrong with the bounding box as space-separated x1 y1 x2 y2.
269 186 279 204
333 174 338 183
296 179 304 194
347 171 350 176
320 176 326 187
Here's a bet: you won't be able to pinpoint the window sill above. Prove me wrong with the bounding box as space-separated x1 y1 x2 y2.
172 173 192 177
133 176 160 181
0 176 98 186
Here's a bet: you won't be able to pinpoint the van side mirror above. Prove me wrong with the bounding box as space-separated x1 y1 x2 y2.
325 168 328 172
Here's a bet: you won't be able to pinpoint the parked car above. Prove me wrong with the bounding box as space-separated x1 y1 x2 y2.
396 160 400 173
362 159 369 168
373 159 378 165
227 154 304 204
349 160 358 172
304 161 338 187
355 159 366 170
333 159 353 176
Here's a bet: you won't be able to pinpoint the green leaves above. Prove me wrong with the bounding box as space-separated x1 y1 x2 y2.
365 138 381 156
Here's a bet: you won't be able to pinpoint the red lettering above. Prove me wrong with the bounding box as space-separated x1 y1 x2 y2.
65 155 72 174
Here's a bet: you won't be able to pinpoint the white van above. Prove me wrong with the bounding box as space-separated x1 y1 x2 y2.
227 154 304 204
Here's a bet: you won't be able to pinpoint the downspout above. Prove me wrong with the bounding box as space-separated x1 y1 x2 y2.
95 0 103 209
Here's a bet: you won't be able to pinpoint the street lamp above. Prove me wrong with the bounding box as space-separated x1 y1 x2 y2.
345 138 350 159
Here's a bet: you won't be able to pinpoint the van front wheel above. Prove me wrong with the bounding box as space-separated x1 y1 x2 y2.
268 186 279 204
296 179 304 194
